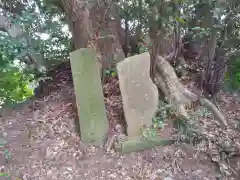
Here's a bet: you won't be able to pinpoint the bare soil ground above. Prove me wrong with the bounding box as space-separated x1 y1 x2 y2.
0 61 240 180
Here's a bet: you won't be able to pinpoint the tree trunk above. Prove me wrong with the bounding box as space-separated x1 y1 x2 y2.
62 0 124 82
148 2 227 126
153 55 227 126
61 0 92 49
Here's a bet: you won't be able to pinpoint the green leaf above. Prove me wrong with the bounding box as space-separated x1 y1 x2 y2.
192 26 203 31
175 17 185 24
3 149 12 160
149 128 157 136
0 172 9 177
110 71 117 77
0 138 7 147
104 69 110 75
213 24 223 30
158 121 165 129
16 178 23 180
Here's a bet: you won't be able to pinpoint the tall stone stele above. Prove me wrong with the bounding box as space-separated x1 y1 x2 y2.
70 48 108 146
117 52 159 137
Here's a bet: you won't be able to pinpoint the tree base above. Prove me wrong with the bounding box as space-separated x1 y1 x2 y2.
153 55 227 127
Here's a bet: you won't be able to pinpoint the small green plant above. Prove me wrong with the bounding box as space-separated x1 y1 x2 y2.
224 56 240 91
104 68 118 77
172 117 201 144
3 149 12 161
0 139 11 179
141 126 158 137
153 101 173 128
0 138 12 162
0 138 7 147
194 107 212 117
0 172 10 178
143 101 173 137
174 107 211 144
152 117 165 129
140 101 172 137
139 44 149 53
0 172 22 180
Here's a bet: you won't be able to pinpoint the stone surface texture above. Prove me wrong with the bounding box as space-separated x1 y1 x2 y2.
117 52 159 137
70 48 108 145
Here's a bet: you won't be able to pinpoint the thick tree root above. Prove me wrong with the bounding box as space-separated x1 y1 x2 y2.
153 55 228 127
198 97 227 126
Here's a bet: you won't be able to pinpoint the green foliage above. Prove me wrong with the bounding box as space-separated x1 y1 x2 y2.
153 101 172 129
139 101 172 138
145 100 209 141
0 172 22 180
0 138 12 163
3 149 12 160
141 101 172 137
0 1 71 104
104 68 118 77
192 107 212 118
0 67 34 105
225 56 240 91
0 32 22 67
0 0 239 105
139 43 149 53
0 138 7 147
174 107 212 144
0 172 10 178
8 6 71 66
142 126 158 137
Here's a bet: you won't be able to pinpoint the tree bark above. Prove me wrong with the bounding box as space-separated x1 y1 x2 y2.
61 0 92 49
62 0 124 82
153 55 227 126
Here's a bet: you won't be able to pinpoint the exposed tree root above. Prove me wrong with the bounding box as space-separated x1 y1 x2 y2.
153 55 228 127
199 98 227 126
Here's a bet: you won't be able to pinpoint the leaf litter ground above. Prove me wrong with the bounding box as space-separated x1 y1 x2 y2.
0 61 240 180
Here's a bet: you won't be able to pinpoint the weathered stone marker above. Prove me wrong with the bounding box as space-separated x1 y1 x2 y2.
115 52 171 153
70 48 108 145
117 52 159 137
